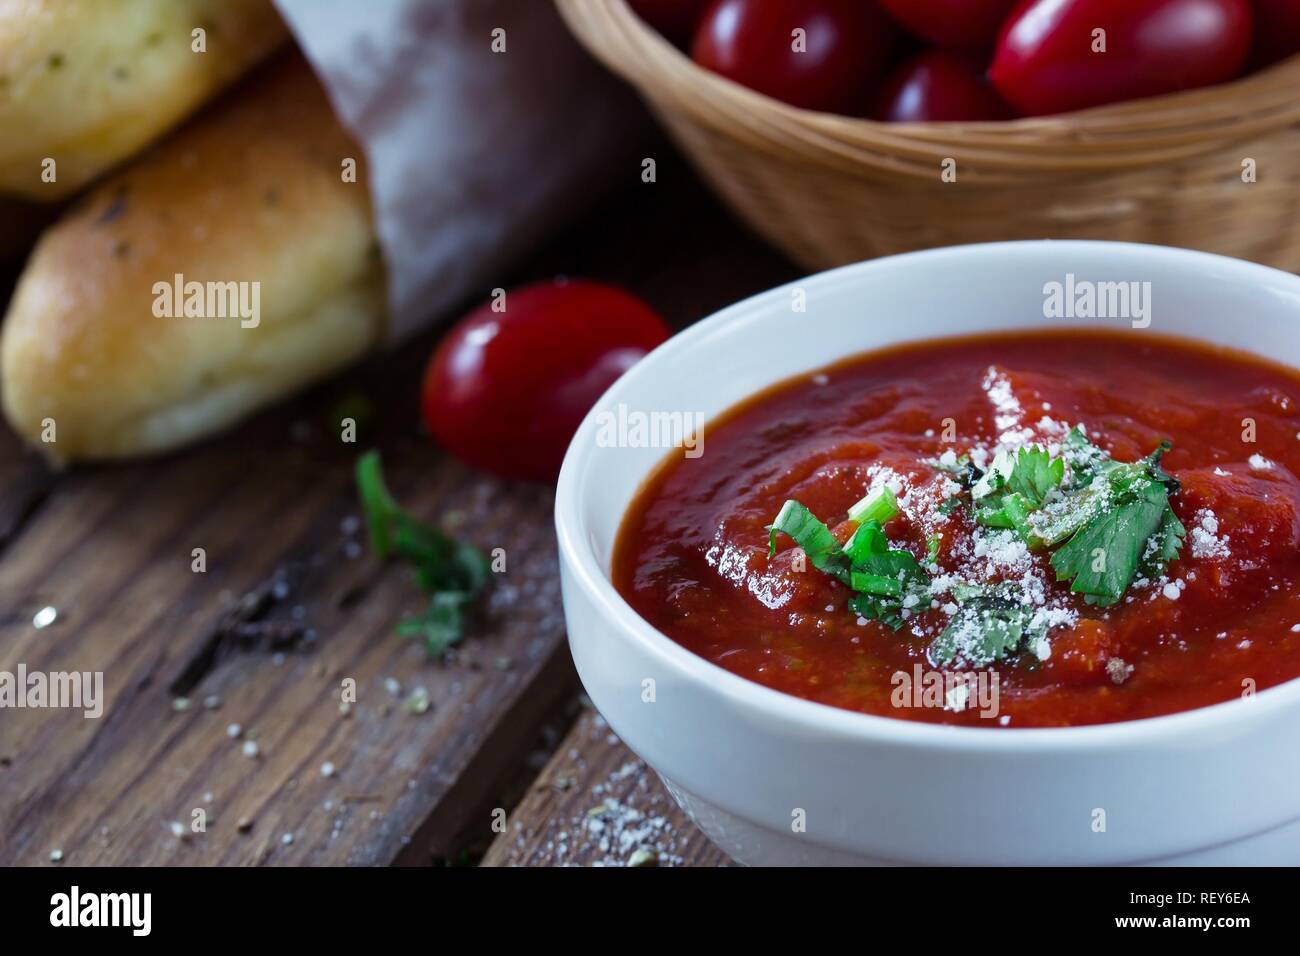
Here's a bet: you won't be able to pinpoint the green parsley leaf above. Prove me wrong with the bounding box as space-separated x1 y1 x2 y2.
973 445 1065 540
356 450 491 657
395 590 478 658
931 608 1033 667
1045 442 1182 607
929 582 1048 667
1049 485 1167 606
1140 504 1186 579
1060 426 1111 488
1028 471 1113 547
1004 446 1066 506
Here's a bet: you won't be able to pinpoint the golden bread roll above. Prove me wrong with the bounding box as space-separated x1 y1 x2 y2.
0 0 288 201
1 54 386 463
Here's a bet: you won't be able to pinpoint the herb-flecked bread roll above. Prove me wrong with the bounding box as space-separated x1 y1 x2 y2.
0 0 288 201
0 54 386 463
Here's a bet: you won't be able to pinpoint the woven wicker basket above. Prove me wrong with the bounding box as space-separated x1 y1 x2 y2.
557 0 1300 271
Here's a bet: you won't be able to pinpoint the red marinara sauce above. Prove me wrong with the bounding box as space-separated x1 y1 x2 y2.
612 331 1300 727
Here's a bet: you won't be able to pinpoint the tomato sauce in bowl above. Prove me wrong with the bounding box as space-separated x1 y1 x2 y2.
612 330 1300 728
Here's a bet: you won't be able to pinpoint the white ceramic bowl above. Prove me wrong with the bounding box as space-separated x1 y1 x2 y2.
555 241 1300 866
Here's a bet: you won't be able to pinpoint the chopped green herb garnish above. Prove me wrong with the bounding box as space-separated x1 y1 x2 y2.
769 424 1186 665
937 496 965 516
1141 504 1187 579
767 500 851 578
767 498 925 629
1059 425 1112 488
931 583 1048 668
972 445 1064 540
847 486 899 525
930 452 983 491
941 433 1186 608
356 450 491 657
1042 441 1183 606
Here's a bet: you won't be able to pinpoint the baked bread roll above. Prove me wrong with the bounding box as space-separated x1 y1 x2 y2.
0 0 288 201
1 54 386 463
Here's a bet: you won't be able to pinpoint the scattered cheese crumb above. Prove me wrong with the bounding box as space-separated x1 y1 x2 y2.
1106 657 1135 685
1189 510 1231 560
1249 454 1273 471
403 688 431 715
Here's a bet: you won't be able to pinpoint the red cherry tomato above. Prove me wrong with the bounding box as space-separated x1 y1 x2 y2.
1254 0 1300 65
990 0 1254 116
421 280 670 483
691 0 898 113
872 50 1014 121
877 0 1021 49
627 0 712 45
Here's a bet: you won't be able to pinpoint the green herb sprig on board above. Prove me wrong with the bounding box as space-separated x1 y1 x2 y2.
356 451 491 657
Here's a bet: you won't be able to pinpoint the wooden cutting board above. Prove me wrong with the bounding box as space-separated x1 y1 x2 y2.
0 163 796 865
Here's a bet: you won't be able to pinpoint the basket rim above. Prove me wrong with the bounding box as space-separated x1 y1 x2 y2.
557 0 1300 178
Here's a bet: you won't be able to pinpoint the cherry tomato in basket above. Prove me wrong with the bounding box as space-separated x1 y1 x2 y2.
627 0 713 46
1253 0 1300 65
877 0 1021 49
872 50 1015 121
421 280 671 484
691 0 898 113
990 0 1254 116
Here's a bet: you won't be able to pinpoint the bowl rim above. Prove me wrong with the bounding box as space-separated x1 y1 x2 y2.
555 239 1300 753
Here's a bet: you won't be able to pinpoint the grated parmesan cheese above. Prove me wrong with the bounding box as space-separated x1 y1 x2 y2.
1189 509 1231 560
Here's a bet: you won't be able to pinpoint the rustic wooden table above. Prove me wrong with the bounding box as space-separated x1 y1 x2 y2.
0 163 796 866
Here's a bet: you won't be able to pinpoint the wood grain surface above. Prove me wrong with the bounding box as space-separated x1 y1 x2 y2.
482 709 732 867
0 164 796 866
